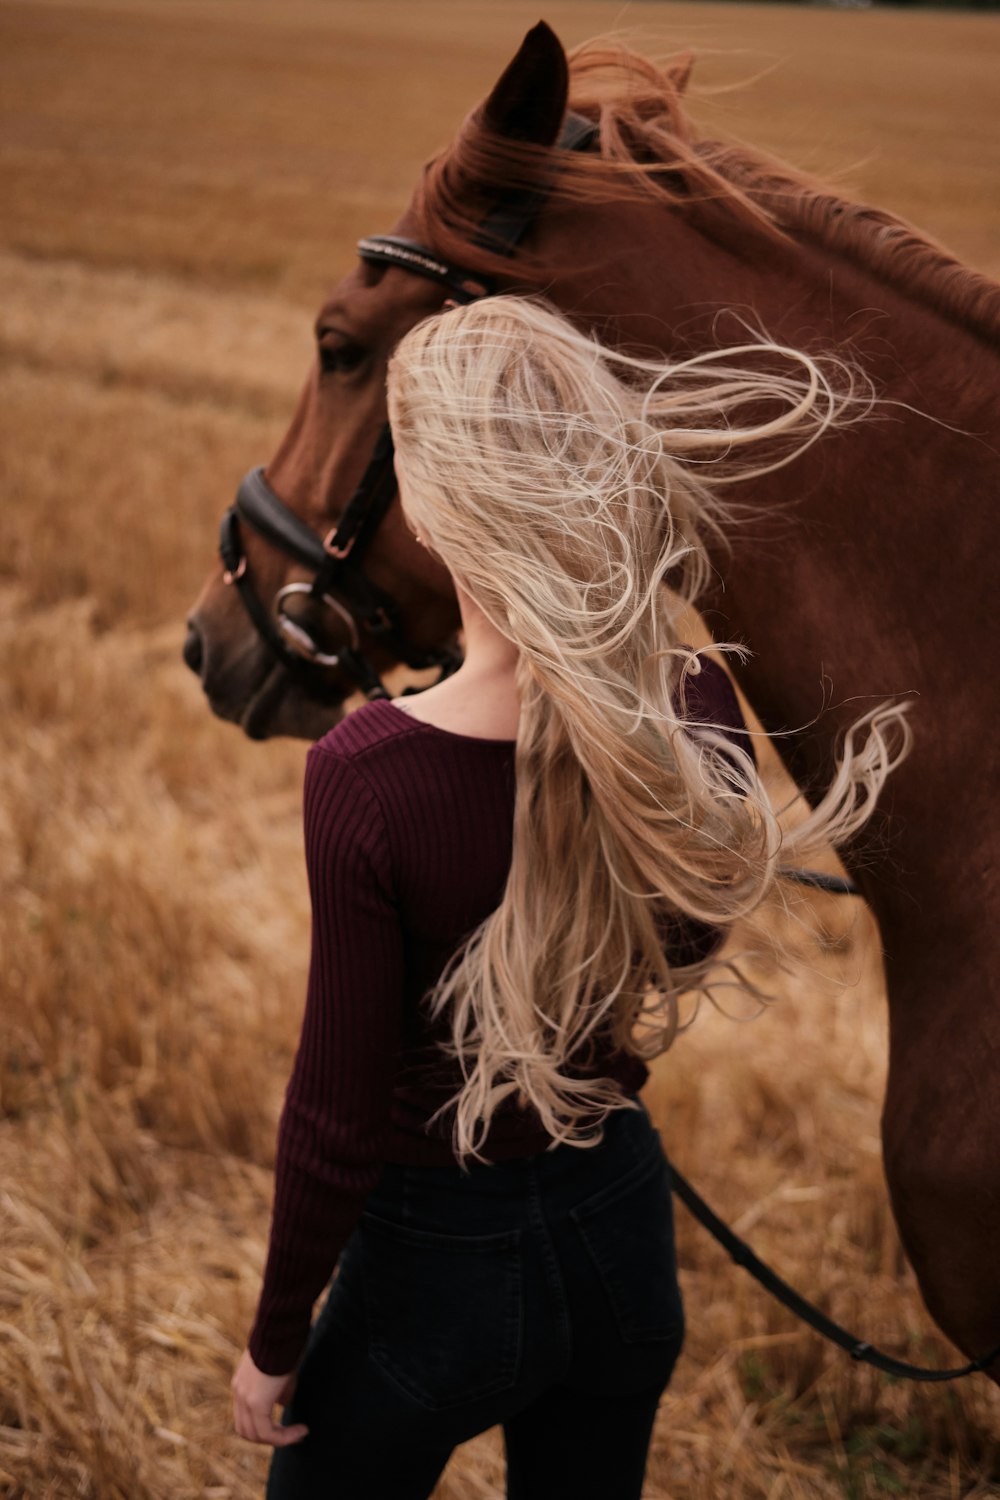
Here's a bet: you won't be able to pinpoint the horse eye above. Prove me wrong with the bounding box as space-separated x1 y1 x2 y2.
318 340 366 377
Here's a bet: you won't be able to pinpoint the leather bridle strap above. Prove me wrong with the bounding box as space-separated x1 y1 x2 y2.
234 434 401 637
219 504 363 704
779 868 859 896
309 424 398 614
474 108 598 253
228 454 455 697
352 239 493 304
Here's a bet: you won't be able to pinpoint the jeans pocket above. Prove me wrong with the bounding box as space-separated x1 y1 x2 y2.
360 1210 524 1412
570 1145 684 1346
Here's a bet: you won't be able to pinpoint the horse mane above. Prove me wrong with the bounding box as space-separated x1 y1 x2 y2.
414 41 1000 348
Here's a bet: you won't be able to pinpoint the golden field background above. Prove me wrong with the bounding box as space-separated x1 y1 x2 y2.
2 2 1000 1496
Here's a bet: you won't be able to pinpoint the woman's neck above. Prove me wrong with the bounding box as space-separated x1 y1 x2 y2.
395 585 522 740
458 585 518 673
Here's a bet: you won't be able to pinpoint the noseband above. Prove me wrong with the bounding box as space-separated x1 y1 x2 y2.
219 425 415 703
218 112 597 705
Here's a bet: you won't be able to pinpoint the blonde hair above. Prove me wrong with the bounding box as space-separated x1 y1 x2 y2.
385 296 910 1165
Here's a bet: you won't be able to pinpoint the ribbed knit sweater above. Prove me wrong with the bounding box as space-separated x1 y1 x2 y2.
247 659 752 1374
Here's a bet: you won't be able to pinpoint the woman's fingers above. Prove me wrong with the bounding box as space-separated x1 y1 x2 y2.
230 1347 308 1447
233 1393 309 1447
253 1408 309 1447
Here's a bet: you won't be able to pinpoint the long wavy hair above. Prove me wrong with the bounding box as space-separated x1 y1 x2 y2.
385 296 910 1165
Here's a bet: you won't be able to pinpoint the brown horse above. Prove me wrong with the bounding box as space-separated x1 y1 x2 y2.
184 24 1000 1372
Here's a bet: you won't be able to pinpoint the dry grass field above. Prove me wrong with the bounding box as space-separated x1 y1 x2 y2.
2 1 999 1496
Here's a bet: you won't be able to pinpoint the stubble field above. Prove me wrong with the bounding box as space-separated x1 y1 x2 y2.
2 2 999 1497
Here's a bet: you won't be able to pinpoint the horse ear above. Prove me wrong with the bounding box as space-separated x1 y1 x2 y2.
478 21 569 146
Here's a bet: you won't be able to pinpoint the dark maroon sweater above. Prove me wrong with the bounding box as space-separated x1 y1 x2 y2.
247 659 752 1374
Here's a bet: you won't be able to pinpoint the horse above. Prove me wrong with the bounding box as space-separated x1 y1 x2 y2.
183 23 1000 1374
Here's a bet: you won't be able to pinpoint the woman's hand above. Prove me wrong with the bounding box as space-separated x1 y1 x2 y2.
231 1347 310 1447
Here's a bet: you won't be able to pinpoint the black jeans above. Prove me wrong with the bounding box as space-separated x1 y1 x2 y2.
266 1094 684 1499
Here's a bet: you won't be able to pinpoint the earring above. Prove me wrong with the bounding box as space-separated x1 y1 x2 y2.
414 532 425 546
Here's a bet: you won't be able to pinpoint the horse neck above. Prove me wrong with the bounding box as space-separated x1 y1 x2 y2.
541 197 998 811
547 194 998 411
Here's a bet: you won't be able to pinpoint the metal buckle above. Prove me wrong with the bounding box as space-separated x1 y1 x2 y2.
323 527 356 561
273 582 360 666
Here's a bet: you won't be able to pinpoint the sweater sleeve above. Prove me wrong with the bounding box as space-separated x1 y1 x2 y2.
247 745 403 1376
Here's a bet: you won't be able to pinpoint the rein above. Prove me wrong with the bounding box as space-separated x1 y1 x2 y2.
218 112 597 705
669 1162 1000 1382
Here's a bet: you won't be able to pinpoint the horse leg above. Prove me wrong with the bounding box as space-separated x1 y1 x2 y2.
881 962 1000 1384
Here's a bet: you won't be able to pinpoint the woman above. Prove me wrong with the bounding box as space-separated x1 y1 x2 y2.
231 298 908 1497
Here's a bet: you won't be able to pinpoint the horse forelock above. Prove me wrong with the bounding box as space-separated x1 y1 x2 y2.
414 39 1000 349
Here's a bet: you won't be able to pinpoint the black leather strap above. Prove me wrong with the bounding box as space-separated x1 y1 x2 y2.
669 1163 1000 1382
235 461 400 646
219 507 348 704
234 467 327 572
474 110 598 255
314 425 397 589
779 868 860 896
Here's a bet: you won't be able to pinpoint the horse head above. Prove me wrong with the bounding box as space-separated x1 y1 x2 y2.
183 22 585 741
184 15 999 771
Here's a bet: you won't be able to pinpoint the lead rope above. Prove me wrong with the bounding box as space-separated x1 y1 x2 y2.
668 1165 1000 1381
669 870 1000 1382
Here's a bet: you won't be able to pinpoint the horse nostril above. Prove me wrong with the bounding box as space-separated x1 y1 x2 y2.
182 622 205 678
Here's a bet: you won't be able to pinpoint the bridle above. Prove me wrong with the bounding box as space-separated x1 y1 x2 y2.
218 113 598 705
